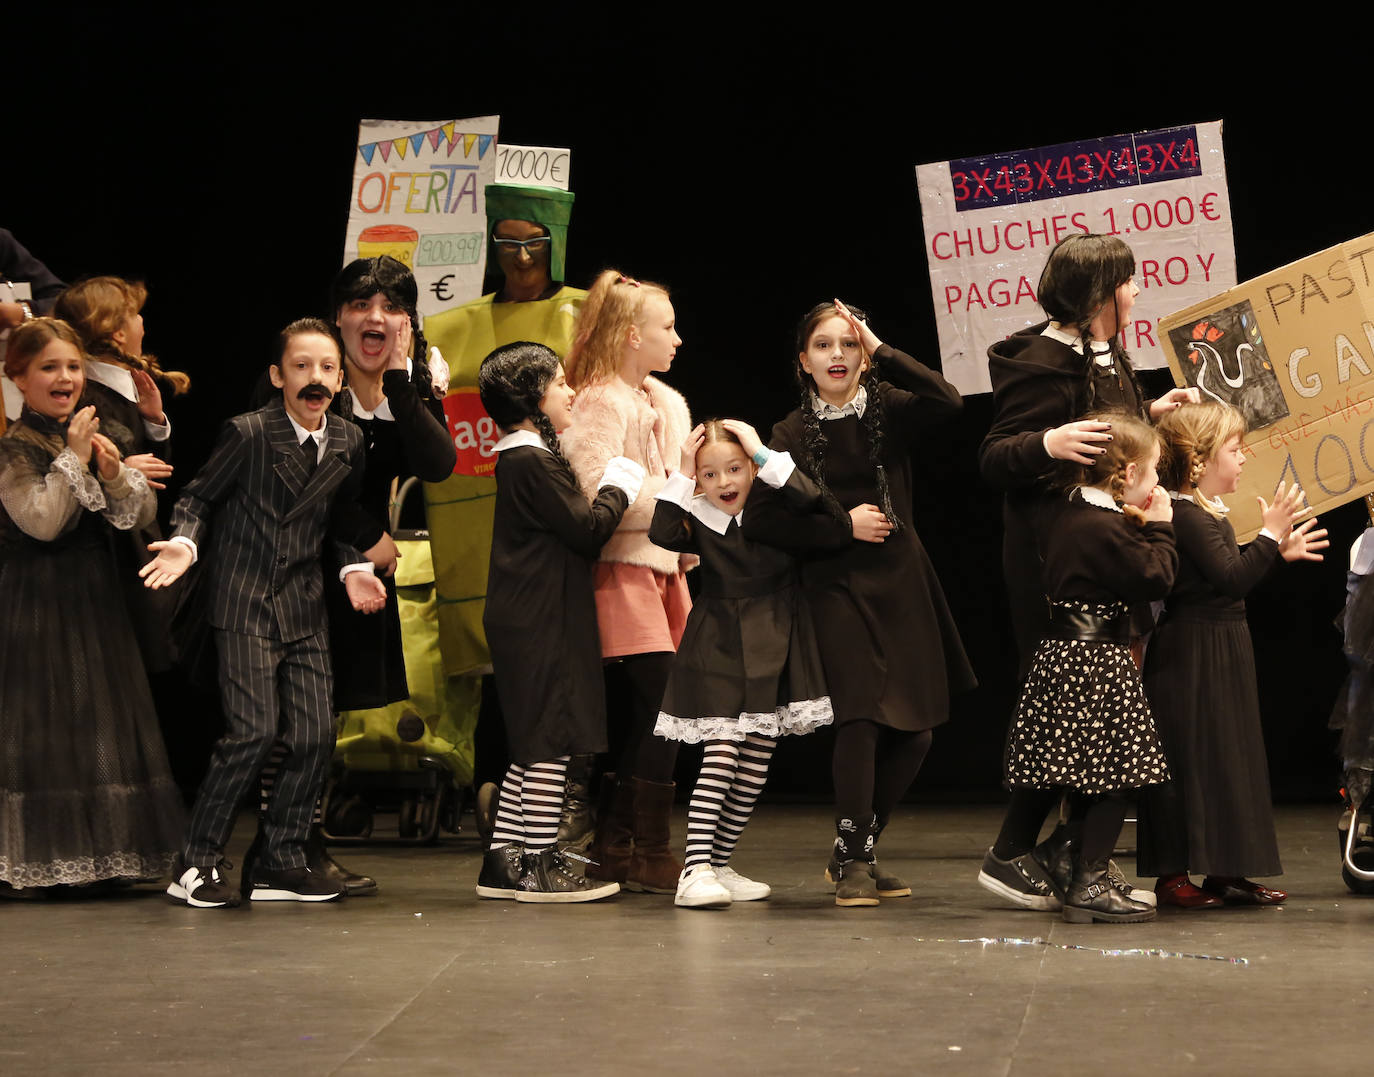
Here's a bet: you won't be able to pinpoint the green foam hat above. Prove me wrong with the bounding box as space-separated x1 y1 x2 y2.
485 184 576 283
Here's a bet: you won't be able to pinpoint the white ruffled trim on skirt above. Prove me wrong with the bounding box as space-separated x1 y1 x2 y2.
654 696 834 743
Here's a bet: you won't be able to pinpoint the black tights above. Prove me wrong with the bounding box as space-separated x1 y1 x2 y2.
609 652 678 784
991 787 1127 867
1078 794 1128 865
831 720 933 827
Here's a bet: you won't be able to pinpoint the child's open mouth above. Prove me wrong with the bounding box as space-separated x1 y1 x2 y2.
827 365 849 379
359 330 387 356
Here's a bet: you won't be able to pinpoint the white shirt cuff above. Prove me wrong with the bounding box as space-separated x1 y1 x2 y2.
655 471 696 509
756 449 795 489
144 416 171 441
1258 528 1279 542
599 456 646 503
339 562 375 581
169 534 198 564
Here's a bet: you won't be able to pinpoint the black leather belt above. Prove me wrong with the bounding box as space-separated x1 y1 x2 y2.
1045 605 1130 643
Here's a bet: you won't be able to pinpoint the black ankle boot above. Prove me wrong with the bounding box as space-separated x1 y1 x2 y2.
1062 858 1156 923
306 826 377 895
556 754 597 853
1029 824 1075 901
475 843 524 900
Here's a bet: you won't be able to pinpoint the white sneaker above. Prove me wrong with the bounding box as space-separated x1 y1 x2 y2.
712 864 770 901
674 864 732 908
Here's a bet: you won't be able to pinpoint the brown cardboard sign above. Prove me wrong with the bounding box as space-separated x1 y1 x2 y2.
1160 233 1374 542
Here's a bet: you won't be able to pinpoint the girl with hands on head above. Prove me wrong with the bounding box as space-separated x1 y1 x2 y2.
1138 402 1326 909
0 318 182 896
650 418 848 907
1001 412 1177 924
770 297 974 907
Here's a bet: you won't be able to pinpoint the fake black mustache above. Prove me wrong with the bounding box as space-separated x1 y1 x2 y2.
297 383 333 402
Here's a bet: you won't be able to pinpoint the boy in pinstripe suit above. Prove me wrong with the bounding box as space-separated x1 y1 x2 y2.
143 318 386 907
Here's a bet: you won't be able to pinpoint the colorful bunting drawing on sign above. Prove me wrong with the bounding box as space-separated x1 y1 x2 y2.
357 122 497 167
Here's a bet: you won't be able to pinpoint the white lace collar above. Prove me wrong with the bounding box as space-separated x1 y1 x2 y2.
493 429 549 454
1078 484 1122 513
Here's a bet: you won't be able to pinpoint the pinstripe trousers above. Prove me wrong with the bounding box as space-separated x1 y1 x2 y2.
184 628 334 871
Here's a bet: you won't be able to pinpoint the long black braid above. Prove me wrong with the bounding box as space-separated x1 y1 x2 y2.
410 318 437 403
858 360 902 532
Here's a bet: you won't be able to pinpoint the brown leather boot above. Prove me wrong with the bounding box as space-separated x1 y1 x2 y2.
625 778 682 894
585 774 634 884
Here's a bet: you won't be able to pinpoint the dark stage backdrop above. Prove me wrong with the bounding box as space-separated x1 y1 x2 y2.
6 12 1364 801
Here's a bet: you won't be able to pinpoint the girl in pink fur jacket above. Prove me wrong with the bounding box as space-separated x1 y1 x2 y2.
562 269 693 895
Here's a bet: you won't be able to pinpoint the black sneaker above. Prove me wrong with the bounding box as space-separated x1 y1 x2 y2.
977 847 1061 911
476 843 524 900
167 857 241 909
247 865 345 902
515 848 619 904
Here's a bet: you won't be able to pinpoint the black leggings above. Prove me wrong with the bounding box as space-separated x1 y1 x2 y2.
608 652 678 784
831 720 933 827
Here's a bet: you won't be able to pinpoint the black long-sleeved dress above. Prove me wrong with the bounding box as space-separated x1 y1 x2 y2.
0 410 183 887
1138 498 1283 877
484 442 629 764
769 345 976 733
650 466 848 742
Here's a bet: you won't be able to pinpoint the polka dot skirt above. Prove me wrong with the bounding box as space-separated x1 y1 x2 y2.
1005 600 1170 793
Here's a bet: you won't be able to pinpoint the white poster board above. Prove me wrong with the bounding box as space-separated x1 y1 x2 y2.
493 144 570 190
916 121 1237 395
344 116 500 320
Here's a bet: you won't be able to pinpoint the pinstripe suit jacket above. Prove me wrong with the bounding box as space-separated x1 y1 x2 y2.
170 398 366 644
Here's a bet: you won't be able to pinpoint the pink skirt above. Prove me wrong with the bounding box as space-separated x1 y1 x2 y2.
593 562 691 658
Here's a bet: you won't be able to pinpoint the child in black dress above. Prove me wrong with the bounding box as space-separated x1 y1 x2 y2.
651 419 847 908
1140 402 1325 908
476 341 644 903
1005 412 1176 923
770 299 975 907
0 319 183 896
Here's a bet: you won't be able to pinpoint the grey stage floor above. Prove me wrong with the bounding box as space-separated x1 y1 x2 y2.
2 803 1368 1076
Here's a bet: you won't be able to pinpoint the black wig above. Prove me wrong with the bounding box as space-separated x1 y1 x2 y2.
331 256 438 402
477 341 566 464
